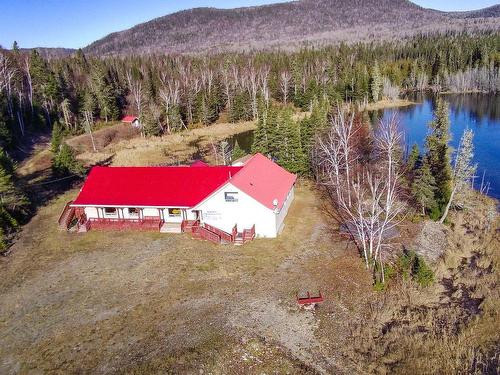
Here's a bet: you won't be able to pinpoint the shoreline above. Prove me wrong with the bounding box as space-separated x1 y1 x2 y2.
362 99 416 111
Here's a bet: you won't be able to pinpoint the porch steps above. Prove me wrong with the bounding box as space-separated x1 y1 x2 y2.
160 222 182 233
58 201 75 230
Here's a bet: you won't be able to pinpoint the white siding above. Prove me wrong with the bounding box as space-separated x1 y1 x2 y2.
162 208 183 223
275 185 295 234
84 207 98 219
185 210 198 220
143 208 160 217
195 183 278 238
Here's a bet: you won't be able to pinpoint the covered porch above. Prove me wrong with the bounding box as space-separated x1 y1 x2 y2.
60 202 255 244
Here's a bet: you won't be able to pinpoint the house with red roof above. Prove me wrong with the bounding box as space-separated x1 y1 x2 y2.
122 115 141 128
60 153 296 244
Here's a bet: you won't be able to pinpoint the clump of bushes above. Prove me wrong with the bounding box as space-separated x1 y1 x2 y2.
52 143 85 177
398 249 435 287
373 249 435 290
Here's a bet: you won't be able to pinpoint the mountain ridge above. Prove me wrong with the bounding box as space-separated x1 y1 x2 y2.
76 0 500 55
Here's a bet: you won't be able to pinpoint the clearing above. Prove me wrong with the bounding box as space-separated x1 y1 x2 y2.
0 182 373 374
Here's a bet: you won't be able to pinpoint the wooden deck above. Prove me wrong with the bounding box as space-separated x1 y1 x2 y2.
58 203 256 245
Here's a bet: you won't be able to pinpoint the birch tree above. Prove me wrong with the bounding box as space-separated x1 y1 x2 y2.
126 69 144 135
314 111 405 280
280 70 291 104
440 129 477 223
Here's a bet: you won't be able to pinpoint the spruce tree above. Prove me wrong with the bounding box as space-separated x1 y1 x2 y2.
0 151 28 252
51 121 63 153
277 110 307 174
406 143 420 176
411 161 437 216
229 91 252 123
52 144 85 177
370 61 383 102
424 98 452 213
252 101 277 157
231 141 246 161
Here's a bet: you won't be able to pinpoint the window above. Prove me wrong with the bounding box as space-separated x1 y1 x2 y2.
128 208 139 218
168 208 181 217
225 192 239 202
104 207 118 217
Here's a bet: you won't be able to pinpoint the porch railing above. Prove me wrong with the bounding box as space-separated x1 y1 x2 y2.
58 201 75 229
203 223 234 243
192 225 221 244
88 217 163 231
242 225 256 241
181 219 200 233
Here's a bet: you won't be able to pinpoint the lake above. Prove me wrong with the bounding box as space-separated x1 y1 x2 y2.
374 94 500 199
230 94 500 200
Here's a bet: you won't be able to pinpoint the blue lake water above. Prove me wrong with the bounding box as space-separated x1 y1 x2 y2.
231 94 500 199
375 94 500 199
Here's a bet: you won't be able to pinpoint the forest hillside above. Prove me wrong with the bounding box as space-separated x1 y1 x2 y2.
85 0 500 55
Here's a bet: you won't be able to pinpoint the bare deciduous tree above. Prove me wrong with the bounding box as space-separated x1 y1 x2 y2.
279 70 291 104
126 69 144 135
314 110 405 280
440 128 477 223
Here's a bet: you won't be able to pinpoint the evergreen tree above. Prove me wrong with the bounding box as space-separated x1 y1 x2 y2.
229 91 252 123
252 101 277 156
300 96 329 169
142 106 163 137
29 50 59 125
231 141 246 161
52 144 85 177
0 150 28 252
424 98 452 213
411 161 437 216
51 121 63 153
276 109 307 174
406 143 420 175
370 61 383 102
90 63 119 122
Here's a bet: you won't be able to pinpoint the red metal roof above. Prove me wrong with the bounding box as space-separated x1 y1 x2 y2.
122 115 138 123
72 166 242 207
230 153 297 210
190 160 209 167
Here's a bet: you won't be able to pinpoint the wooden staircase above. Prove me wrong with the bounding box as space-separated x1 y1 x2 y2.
58 201 75 230
182 220 255 245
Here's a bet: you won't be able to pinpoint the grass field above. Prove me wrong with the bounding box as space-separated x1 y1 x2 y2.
0 182 376 374
67 120 257 167
3 119 499 374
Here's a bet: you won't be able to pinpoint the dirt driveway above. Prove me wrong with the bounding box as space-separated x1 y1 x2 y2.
0 182 372 374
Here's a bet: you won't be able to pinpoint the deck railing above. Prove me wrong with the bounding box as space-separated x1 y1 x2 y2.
242 225 256 241
58 201 75 229
181 220 200 233
192 226 221 244
88 217 162 231
203 223 233 243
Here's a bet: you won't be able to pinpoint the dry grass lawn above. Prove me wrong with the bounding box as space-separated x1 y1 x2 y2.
0 182 373 374
4 120 499 374
68 120 257 167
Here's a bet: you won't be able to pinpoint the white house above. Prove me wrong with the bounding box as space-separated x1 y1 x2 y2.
122 115 141 128
64 153 296 244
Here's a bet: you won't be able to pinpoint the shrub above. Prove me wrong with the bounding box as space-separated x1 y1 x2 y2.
52 143 85 177
398 249 435 287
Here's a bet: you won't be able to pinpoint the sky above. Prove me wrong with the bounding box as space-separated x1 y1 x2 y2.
0 0 498 49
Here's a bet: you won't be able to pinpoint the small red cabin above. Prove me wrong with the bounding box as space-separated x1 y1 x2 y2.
122 115 141 128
